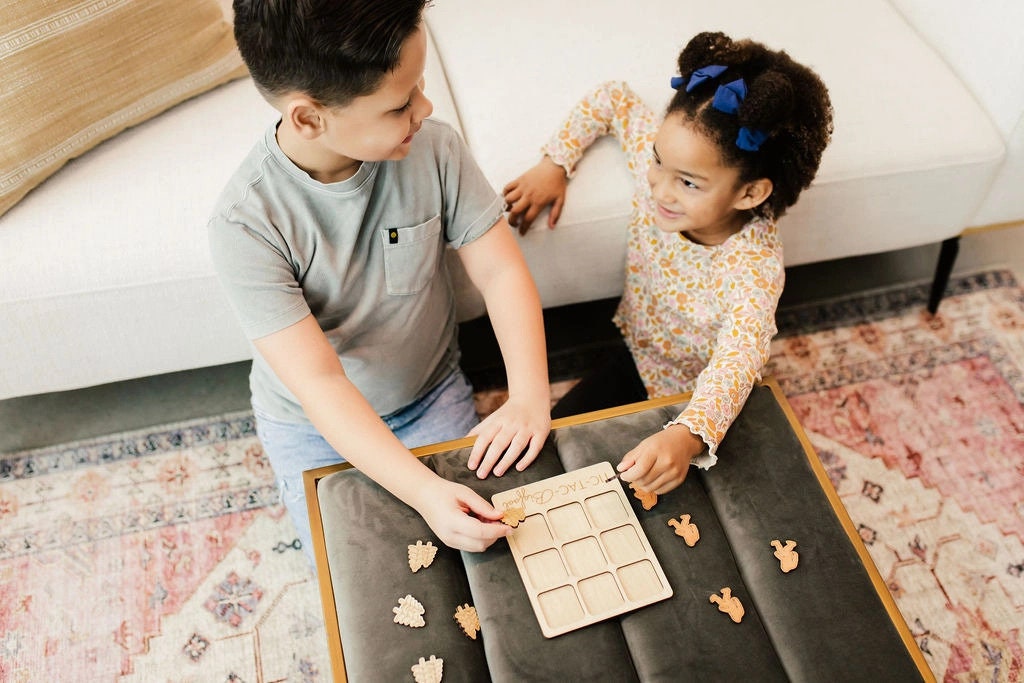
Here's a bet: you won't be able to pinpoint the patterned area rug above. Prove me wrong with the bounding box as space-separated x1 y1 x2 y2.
0 269 1021 681
767 269 1024 681
0 415 327 682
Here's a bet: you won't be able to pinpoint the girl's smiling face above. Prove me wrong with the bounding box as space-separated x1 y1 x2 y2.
646 113 771 245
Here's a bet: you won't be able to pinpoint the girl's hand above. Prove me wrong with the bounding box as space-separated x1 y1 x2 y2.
412 477 511 552
616 425 705 494
503 156 568 235
466 396 551 478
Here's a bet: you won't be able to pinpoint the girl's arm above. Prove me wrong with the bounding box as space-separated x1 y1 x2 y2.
542 80 658 183
504 81 658 233
621 250 783 493
673 254 785 463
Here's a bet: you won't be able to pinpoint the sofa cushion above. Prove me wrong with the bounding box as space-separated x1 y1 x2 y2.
0 24 469 400
0 78 271 399
974 118 1024 226
888 0 1024 226
425 0 1005 308
312 386 928 681
0 0 247 217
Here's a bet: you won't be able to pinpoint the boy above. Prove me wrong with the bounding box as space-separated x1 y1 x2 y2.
209 0 551 558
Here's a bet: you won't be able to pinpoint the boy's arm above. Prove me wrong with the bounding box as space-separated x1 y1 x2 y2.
252 315 510 551
456 217 551 478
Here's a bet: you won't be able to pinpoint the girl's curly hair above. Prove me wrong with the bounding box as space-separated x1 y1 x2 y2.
668 32 834 219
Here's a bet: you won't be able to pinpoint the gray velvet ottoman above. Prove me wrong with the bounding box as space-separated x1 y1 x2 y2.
305 381 933 682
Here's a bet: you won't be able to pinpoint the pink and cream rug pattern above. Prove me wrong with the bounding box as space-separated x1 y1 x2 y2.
0 416 328 682
767 269 1024 681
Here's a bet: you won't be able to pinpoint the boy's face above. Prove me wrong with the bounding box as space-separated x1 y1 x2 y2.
318 24 433 163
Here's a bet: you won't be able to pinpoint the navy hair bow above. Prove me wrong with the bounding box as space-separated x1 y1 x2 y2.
713 79 769 151
688 64 729 92
736 127 769 152
671 66 769 152
712 78 747 115
676 64 727 92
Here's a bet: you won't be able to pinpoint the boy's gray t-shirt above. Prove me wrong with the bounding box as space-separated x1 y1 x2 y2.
208 118 502 422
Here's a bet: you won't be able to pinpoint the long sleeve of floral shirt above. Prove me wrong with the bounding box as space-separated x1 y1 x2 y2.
542 81 785 469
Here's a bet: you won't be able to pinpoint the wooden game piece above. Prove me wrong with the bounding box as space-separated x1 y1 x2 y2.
770 539 799 573
408 540 438 573
453 603 480 640
710 587 744 623
501 506 526 527
668 514 700 546
629 483 658 510
411 655 444 683
393 594 426 627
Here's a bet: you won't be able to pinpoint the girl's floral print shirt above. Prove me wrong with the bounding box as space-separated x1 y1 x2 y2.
542 81 784 468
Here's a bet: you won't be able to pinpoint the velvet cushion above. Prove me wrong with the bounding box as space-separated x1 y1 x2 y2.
0 0 246 217
315 386 926 681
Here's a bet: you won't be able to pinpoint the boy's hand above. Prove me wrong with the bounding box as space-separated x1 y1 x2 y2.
413 477 511 552
616 425 705 494
502 156 568 235
466 397 551 478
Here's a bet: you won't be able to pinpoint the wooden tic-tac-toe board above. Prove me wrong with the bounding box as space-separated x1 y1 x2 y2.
492 461 673 637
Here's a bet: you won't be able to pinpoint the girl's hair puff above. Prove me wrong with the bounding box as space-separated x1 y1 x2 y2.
668 31 833 219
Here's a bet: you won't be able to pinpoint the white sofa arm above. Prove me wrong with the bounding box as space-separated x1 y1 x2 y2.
888 0 1024 226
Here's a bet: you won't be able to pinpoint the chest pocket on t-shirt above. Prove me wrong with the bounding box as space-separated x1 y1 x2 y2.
381 214 443 295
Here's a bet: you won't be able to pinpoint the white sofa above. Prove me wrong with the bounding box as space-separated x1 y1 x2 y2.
2 0 1022 400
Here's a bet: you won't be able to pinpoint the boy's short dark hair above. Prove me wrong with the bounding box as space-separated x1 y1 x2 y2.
233 0 429 107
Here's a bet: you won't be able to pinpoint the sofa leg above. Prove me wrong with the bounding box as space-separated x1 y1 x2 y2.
928 236 960 314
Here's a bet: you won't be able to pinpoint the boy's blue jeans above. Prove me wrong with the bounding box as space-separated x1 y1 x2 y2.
253 368 479 564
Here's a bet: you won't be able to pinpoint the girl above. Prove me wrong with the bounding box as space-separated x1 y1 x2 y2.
504 31 833 494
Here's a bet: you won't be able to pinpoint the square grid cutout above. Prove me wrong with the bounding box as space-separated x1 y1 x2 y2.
493 461 673 637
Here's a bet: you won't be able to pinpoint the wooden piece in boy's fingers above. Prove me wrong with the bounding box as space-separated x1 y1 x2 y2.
500 506 526 528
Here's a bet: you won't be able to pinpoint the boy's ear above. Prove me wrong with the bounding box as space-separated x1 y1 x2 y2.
284 96 325 139
734 178 773 212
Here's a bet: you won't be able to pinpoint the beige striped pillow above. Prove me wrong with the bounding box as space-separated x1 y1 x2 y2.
0 0 247 217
